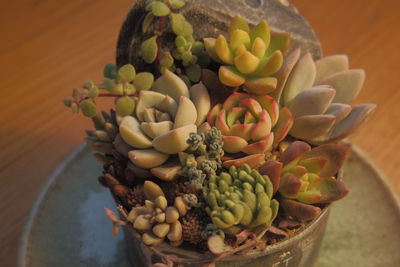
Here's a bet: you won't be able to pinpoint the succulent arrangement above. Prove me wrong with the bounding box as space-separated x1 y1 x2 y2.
64 0 375 265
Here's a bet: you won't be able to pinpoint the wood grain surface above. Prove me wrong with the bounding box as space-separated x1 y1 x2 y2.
0 0 399 266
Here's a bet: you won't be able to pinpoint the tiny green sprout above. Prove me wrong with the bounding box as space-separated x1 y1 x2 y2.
118 64 136 82
88 86 99 98
150 1 171 17
169 0 185 9
63 98 73 107
71 102 79 113
186 64 201 82
170 13 186 35
80 100 97 118
83 80 94 89
116 96 135 116
133 72 154 91
72 88 80 101
141 36 158 63
103 64 118 79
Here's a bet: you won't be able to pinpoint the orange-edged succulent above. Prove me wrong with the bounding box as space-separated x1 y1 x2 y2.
203 15 290 94
206 92 294 168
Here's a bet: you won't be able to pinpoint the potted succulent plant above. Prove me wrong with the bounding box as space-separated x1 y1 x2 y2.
63 0 376 266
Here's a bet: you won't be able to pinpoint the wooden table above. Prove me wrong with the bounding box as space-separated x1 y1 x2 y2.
1 0 399 265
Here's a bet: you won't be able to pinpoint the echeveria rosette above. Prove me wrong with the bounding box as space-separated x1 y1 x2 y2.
260 141 350 221
119 69 211 171
203 15 290 94
277 48 376 144
207 92 294 168
203 164 279 235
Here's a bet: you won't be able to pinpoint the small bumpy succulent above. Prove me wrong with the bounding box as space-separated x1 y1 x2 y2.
180 127 224 189
127 181 191 246
204 15 290 94
203 164 279 235
119 69 211 171
207 92 293 168
260 141 349 221
278 49 376 144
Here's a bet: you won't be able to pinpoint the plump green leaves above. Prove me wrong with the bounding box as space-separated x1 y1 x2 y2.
186 64 201 82
141 36 158 64
80 100 97 118
63 99 72 107
118 64 136 82
116 96 135 116
150 1 171 16
170 0 185 9
134 72 154 91
170 13 186 35
103 64 117 79
88 86 99 98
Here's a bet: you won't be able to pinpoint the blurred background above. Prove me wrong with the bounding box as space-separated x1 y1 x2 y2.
0 0 399 266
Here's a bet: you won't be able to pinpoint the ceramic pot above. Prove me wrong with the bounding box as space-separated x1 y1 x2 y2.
115 0 328 266
120 207 330 267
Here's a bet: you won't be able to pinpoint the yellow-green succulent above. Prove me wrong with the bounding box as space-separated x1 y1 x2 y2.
204 15 290 94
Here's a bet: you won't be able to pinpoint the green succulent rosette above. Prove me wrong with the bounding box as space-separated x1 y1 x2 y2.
204 15 290 94
119 69 211 169
203 164 279 235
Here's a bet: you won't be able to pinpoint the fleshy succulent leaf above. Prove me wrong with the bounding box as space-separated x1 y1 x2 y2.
289 85 336 117
222 154 265 168
283 52 316 106
315 69 365 104
234 51 260 74
189 82 211 126
250 21 270 46
173 96 197 128
243 77 277 95
316 177 349 203
290 114 336 140
280 199 321 221
272 107 294 146
254 50 283 76
152 124 197 154
280 141 311 165
215 35 234 64
315 54 349 83
152 69 190 103
229 15 250 36
128 149 169 169
222 136 248 153
270 48 300 103
300 143 350 177
218 65 246 87
120 116 153 148
259 160 283 194
324 104 376 141
266 32 290 56
324 103 352 124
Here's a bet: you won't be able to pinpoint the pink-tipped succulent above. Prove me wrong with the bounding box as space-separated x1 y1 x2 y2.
203 15 290 94
274 49 376 144
206 92 294 168
260 141 349 220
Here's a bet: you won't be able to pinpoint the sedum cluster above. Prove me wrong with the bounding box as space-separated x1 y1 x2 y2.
203 164 279 235
64 3 375 260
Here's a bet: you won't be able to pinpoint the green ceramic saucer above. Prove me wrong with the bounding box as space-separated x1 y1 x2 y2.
18 145 400 267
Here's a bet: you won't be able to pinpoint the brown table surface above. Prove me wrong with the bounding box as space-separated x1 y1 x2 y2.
1 0 399 266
